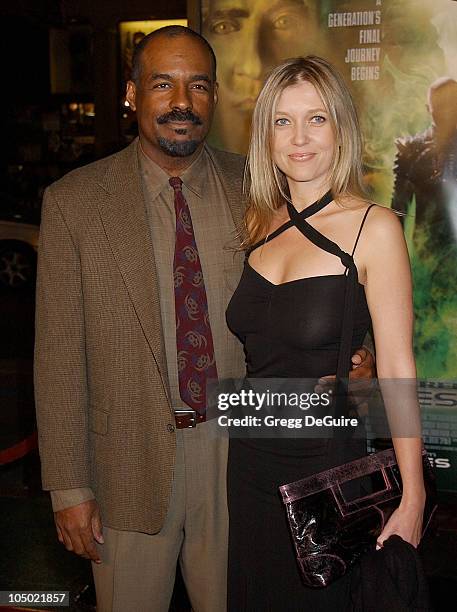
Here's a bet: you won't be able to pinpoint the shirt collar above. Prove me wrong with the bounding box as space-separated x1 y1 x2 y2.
138 139 206 200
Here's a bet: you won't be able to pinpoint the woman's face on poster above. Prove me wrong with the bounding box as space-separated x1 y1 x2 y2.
203 0 321 115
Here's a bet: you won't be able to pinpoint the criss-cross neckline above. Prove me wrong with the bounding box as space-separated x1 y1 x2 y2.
247 190 334 257
246 190 360 284
290 189 334 219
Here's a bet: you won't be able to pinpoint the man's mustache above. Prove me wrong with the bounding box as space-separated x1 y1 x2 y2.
157 110 203 125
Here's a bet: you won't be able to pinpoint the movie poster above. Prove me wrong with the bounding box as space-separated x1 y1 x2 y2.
201 0 457 487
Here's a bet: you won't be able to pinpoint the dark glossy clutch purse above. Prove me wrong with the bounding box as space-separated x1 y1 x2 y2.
279 447 437 588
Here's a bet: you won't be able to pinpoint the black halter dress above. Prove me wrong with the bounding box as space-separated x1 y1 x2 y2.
225 193 374 611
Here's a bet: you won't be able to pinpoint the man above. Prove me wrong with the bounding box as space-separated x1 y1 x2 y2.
35 26 373 612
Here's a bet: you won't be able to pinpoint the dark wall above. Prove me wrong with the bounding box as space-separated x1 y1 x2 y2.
61 1 188 155
0 0 187 215
1 6 55 179
0 0 188 170
3 19 51 104
62 0 186 23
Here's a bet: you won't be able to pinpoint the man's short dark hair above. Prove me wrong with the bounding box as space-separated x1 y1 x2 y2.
131 25 217 84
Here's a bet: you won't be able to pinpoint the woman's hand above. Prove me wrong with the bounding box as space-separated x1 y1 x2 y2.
376 499 425 550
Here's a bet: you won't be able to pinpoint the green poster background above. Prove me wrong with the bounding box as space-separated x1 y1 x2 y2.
202 0 457 489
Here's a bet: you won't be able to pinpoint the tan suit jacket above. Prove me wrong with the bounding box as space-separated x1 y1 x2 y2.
34 140 245 534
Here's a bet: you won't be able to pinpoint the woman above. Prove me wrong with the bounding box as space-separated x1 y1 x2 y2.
225 56 425 610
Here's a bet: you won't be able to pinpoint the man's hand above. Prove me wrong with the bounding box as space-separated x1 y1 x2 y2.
316 347 376 412
54 499 104 563
348 347 376 379
317 346 376 388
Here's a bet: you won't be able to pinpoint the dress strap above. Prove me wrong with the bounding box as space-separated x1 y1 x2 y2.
286 201 354 270
286 202 355 385
351 204 375 257
246 191 333 258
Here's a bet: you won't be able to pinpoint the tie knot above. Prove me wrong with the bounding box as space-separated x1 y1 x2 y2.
169 176 183 191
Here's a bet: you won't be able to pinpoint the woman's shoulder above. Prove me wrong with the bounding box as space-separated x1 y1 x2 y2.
363 202 403 239
344 199 406 263
341 197 402 234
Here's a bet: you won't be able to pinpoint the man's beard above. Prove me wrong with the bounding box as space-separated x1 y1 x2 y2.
157 137 201 157
156 109 203 157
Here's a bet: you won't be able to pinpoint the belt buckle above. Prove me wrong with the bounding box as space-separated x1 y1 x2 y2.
174 409 197 428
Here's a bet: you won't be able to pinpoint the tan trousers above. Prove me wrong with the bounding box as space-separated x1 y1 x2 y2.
92 422 229 612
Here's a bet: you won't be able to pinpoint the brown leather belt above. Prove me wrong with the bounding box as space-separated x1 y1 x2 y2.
174 409 205 429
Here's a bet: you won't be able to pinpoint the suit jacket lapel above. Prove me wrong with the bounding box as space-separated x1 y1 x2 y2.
206 146 245 237
96 140 170 402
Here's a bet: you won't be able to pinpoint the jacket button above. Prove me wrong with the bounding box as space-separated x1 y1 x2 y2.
167 423 175 433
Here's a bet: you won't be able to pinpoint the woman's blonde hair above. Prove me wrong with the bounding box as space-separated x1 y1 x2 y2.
243 55 367 247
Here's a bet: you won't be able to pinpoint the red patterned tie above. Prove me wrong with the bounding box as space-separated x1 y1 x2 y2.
170 176 218 415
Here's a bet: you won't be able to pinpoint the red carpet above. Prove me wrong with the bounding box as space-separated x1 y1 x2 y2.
0 608 53 611
0 431 38 465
